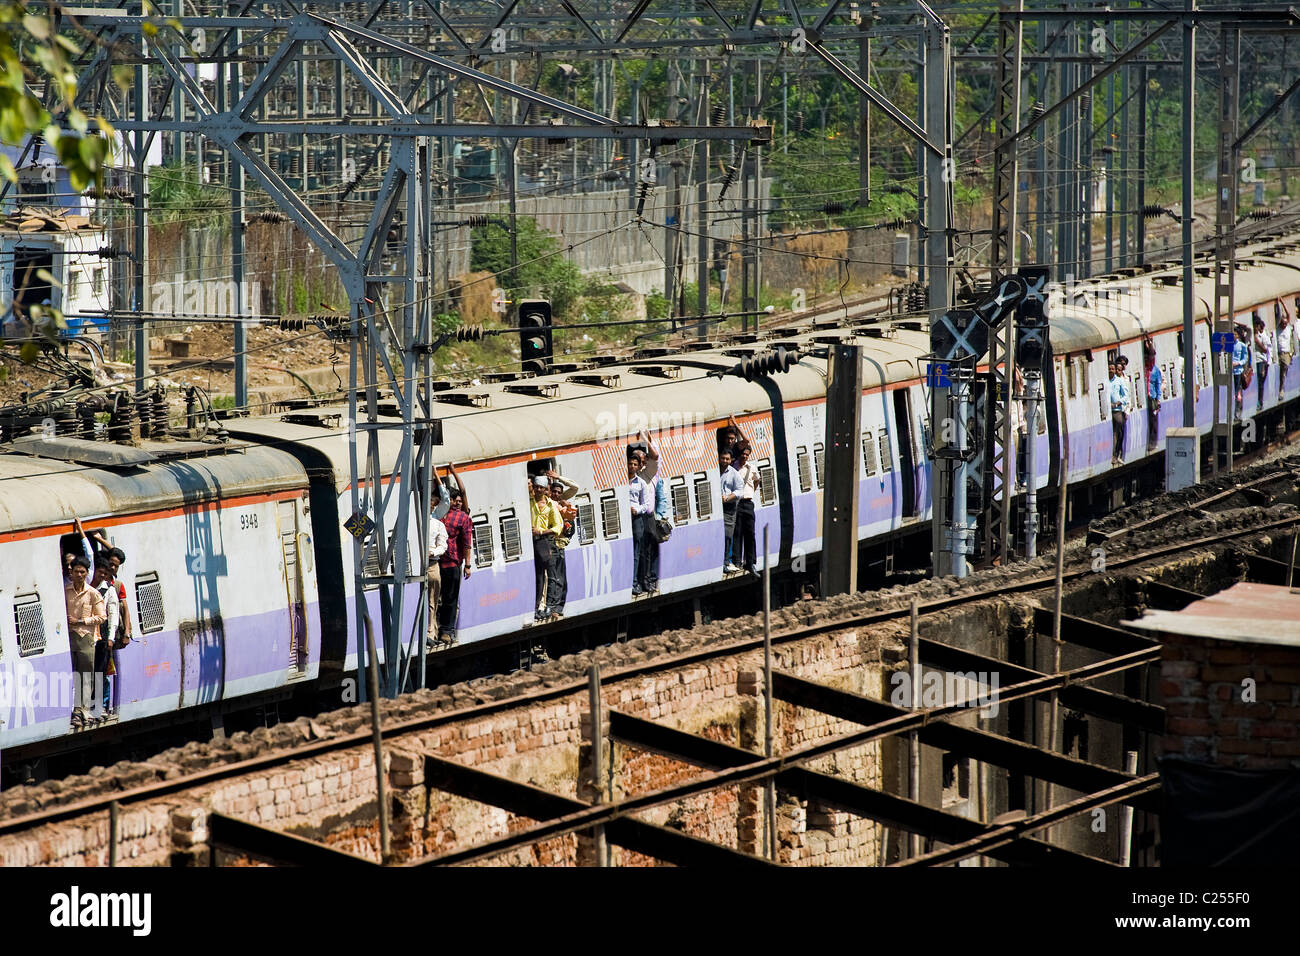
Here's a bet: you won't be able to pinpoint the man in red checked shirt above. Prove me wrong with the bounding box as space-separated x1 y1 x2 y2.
437 467 472 647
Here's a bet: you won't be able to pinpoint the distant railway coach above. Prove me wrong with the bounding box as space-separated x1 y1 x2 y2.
5 234 1300 762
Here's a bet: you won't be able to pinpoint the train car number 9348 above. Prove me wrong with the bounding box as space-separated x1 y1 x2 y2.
239 513 259 530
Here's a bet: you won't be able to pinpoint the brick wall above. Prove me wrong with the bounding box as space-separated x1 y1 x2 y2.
1160 631 1300 770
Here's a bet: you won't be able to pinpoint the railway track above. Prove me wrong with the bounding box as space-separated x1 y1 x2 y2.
4 506 1296 840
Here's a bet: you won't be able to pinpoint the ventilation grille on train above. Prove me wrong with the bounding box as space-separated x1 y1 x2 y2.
500 515 523 561
14 594 45 656
600 495 621 539
758 464 776 505
472 519 495 567
693 477 713 519
672 482 691 523
136 574 166 634
577 501 596 544
862 432 878 475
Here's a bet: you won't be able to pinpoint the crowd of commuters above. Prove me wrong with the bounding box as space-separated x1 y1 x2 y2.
62 517 131 730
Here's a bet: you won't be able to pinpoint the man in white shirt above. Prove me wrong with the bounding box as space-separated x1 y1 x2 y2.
725 441 761 574
427 486 449 649
92 558 119 721
1276 301 1296 399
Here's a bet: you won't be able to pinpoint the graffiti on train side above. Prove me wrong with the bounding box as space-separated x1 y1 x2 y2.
581 538 614 599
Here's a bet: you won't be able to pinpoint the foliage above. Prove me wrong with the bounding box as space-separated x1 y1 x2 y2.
0 4 114 192
766 136 922 232
469 216 586 317
148 162 227 225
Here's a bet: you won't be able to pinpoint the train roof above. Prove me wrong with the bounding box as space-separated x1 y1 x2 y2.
225 230 1300 488
0 437 307 535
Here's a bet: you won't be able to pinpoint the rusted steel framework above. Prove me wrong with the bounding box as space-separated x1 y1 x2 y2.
400 630 1162 867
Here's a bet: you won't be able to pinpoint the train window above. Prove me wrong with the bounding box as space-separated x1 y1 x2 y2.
498 509 523 561
862 430 878 476
878 429 893 473
1037 402 1048 435
600 490 621 539
1200 354 1209 388
1080 357 1091 396
1066 360 1077 398
471 514 494 568
1132 374 1143 410
14 593 45 657
1097 385 1106 422
757 461 776 505
574 494 596 545
670 477 691 524
135 573 165 634
796 446 812 493
693 474 713 519
813 443 825 489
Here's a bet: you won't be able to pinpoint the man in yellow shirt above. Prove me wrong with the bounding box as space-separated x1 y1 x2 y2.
64 556 105 730
530 475 562 621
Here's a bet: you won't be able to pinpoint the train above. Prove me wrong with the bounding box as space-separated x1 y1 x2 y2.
3 231 1300 769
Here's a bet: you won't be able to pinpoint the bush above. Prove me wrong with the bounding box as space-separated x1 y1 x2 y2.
470 216 586 317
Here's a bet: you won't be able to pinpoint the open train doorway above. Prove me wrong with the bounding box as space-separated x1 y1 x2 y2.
892 388 917 518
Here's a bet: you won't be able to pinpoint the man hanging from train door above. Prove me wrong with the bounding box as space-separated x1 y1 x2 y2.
1108 360 1130 467
426 485 448 653
63 556 105 731
1144 336 1162 451
1276 300 1296 399
438 468 472 647
530 475 562 620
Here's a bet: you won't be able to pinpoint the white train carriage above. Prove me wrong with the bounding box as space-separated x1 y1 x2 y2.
0 437 318 749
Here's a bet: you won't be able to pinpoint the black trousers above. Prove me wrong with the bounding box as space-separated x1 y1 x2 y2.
735 499 757 571
547 545 568 612
438 564 462 634
534 535 555 613
1111 410 1126 461
632 513 654 591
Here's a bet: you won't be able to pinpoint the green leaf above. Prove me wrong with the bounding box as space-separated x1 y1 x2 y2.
68 108 88 134
141 21 158 37
22 14 51 40
0 153 14 183
20 341 38 364
35 268 62 288
54 34 80 53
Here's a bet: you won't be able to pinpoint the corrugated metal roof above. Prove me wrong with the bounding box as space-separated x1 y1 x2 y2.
1129 581 1300 647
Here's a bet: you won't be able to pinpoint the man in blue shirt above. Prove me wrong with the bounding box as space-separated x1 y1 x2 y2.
1144 337 1162 450
1232 325 1250 419
1108 360 1130 466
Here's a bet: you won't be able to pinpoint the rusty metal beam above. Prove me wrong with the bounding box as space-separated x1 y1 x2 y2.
1032 607 1159 657
1143 580 1206 611
919 638 1164 733
892 774 1161 868
207 812 380 867
771 672 1159 812
613 712 1115 868
413 755 775 868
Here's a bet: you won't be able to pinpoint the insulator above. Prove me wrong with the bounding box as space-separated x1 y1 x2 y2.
464 214 490 228
718 165 738 199
454 326 485 341
1243 208 1274 221
870 217 907 231
823 201 846 216
636 180 652 218
1079 92 1091 112
1029 102 1046 120
95 245 129 259
711 104 727 126
794 110 805 132
252 210 290 224
278 317 309 331
1140 204 1167 220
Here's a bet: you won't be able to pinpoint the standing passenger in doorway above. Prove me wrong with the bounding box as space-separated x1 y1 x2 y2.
438 483 472 646
728 441 760 574
1144 337 1162 451
426 486 448 652
1108 361 1130 467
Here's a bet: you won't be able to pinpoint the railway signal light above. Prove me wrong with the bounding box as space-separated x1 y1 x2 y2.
518 298 553 375
1015 266 1051 371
